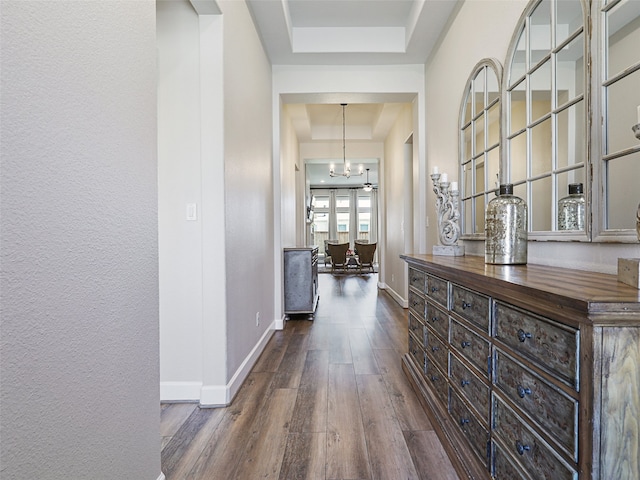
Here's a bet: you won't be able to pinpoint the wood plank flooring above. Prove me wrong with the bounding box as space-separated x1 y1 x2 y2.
160 273 459 480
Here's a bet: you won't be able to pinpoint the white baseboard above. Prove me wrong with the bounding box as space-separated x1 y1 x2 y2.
160 381 202 402
157 473 166 480
275 314 285 330
199 320 276 407
384 284 408 308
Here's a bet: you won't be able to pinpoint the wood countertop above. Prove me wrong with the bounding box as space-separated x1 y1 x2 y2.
400 254 640 324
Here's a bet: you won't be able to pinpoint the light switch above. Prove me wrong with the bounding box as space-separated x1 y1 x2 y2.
186 203 197 221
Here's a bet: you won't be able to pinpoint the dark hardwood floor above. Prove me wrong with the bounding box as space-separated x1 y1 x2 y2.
160 273 459 480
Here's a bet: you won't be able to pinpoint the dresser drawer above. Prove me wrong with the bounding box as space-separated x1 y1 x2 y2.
450 353 490 422
494 301 578 388
426 274 448 308
426 302 449 340
449 389 490 467
493 395 577 480
426 363 449 406
409 332 427 376
409 268 426 292
408 290 425 320
451 284 490 331
493 442 534 480
408 312 425 342
425 327 448 373
494 350 578 457
450 319 491 378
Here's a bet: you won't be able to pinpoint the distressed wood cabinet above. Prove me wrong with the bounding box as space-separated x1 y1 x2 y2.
283 247 319 317
400 254 640 480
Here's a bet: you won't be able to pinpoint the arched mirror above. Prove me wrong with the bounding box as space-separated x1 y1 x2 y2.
594 0 640 239
459 59 503 237
503 0 588 238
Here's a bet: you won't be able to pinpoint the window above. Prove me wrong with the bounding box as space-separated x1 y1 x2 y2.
357 194 371 240
310 188 378 251
312 195 329 233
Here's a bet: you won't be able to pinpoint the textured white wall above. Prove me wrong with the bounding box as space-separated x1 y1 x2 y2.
0 1 160 479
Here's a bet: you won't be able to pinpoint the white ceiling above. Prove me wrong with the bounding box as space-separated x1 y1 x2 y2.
246 0 460 66
245 0 459 188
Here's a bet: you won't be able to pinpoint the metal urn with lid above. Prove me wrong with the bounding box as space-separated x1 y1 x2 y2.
558 183 585 231
485 184 527 265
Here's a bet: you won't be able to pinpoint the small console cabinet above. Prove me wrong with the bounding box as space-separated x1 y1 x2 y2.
400 254 640 480
283 247 319 317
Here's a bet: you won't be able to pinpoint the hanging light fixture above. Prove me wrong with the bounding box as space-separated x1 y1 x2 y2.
329 103 364 178
363 168 373 192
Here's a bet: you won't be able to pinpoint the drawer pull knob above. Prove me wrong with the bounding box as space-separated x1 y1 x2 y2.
412 301 419 307
431 316 438 322
516 441 531 455
459 418 470 426
461 341 471 348
461 301 472 309
411 348 418 355
432 346 439 352
517 385 532 398
430 375 438 382
517 329 532 342
431 286 439 293
461 379 470 387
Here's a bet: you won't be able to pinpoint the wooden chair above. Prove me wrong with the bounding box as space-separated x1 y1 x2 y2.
324 239 338 266
327 242 349 273
354 241 377 273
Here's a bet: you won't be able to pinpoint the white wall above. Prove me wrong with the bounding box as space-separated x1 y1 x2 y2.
157 0 229 404
425 0 528 249
0 2 161 479
280 106 300 248
383 104 415 305
157 0 275 405
221 0 275 381
425 0 640 273
157 0 205 400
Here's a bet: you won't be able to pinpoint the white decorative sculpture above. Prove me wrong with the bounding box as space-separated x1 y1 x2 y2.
431 172 464 256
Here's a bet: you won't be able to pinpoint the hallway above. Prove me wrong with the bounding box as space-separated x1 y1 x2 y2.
160 274 459 479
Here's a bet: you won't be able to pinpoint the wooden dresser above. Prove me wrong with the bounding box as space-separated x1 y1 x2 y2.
400 254 640 480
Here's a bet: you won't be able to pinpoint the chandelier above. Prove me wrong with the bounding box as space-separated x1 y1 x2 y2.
329 103 364 178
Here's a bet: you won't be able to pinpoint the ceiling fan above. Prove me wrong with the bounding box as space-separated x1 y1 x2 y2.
363 168 376 192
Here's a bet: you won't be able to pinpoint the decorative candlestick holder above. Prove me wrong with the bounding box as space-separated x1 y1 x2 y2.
431 173 464 256
633 123 640 140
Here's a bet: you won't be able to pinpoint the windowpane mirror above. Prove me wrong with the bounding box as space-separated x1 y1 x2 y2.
504 0 587 237
599 0 640 235
459 59 503 237
607 151 640 229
